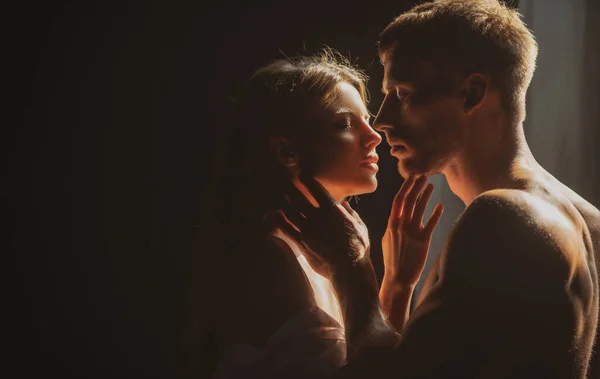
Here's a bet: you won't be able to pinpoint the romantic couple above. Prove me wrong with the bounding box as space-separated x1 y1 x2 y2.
205 0 600 378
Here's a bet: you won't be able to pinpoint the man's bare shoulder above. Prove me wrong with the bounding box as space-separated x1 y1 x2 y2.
553 177 600 225
439 189 583 298
454 188 583 248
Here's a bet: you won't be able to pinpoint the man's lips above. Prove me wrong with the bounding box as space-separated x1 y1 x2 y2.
387 138 406 148
389 143 410 157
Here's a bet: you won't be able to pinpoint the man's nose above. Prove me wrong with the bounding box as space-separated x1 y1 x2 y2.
373 115 389 133
373 95 393 133
373 109 391 133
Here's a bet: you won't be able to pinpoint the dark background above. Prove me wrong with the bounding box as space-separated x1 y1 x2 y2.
8 0 599 378
6 1 421 377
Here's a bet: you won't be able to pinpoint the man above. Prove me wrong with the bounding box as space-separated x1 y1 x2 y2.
309 0 599 377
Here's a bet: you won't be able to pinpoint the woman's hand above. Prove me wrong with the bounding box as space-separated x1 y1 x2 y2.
381 174 443 287
379 175 443 332
272 173 399 354
271 173 370 278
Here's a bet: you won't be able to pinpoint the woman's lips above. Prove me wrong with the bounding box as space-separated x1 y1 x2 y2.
359 162 379 171
360 154 379 172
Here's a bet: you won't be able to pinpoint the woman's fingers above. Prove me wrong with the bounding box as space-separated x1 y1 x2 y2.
412 183 434 227
423 203 444 236
403 175 428 223
274 210 303 238
280 201 307 230
285 181 316 215
297 173 336 208
389 174 417 226
341 200 360 220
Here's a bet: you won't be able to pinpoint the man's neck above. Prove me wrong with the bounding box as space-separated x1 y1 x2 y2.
442 122 538 206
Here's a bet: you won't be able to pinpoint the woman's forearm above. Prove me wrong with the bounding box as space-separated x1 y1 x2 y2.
379 278 415 334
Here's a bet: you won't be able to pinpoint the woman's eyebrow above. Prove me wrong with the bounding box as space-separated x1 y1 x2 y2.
334 109 371 122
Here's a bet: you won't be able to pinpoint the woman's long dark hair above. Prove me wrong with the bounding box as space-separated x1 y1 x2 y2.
220 50 369 241
180 48 369 377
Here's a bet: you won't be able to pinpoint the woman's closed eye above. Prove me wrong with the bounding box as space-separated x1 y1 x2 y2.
333 114 353 130
332 111 371 131
336 122 352 130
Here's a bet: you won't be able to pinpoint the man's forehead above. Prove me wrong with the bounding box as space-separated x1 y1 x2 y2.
384 55 439 83
382 51 457 93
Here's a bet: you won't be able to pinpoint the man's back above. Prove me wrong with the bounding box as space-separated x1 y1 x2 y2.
551 173 600 378
337 171 598 379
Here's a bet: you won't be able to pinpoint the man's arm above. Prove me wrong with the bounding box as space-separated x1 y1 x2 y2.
336 193 577 378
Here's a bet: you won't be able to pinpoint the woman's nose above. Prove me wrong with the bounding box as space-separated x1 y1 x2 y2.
364 124 382 148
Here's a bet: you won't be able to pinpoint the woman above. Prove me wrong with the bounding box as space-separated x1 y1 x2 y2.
186 48 443 379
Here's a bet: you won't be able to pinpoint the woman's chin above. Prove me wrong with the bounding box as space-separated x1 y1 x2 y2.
322 176 378 201
364 182 378 194
350 178 378 196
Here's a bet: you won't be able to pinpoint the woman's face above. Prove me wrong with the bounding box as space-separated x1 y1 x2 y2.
301 82 382 202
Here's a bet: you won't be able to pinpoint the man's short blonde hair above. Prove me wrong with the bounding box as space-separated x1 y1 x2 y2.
378 0 538 122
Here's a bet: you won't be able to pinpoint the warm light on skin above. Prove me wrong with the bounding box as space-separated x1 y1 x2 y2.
296 254 345 326
521 191 582 273
273 228 344 327
374 56 467 182
267 82 383 328
308 82 382 203
525 193 575 233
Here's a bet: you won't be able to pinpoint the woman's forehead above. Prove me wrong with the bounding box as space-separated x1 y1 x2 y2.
328 82 368 115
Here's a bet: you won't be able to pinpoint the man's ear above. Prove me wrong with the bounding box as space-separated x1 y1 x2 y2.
269 136 298 167
462 73 488 114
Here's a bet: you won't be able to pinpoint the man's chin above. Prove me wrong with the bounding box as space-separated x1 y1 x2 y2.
397 160 436 179
397 162 420 179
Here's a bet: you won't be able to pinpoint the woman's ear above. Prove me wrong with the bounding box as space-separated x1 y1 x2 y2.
461 73 488 114
269 136 298 167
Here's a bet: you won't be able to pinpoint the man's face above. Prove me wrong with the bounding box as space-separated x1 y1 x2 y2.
373 52 466 178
